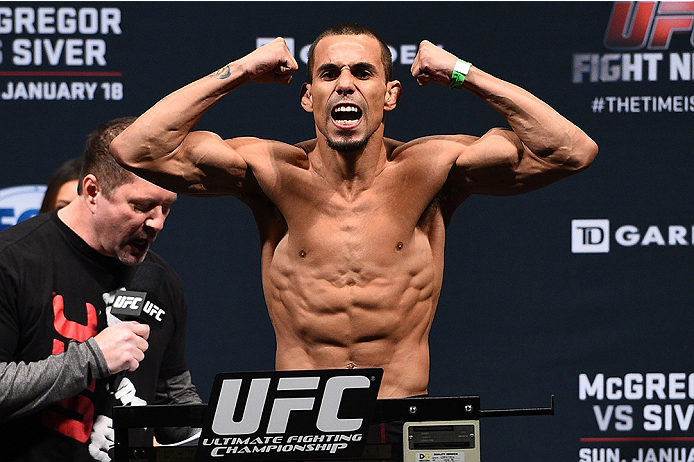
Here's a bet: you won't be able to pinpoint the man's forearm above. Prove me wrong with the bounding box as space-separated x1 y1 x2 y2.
155 370 202 406
111 37 297 172
153 370 203 444
0 339 109 422
463 67 598 165
111 60 248 167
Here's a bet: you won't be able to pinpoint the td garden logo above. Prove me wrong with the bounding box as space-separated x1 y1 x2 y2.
572 220 611 253
571 219 694 253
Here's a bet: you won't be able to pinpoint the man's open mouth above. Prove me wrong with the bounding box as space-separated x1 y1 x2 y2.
332 104 362 126
131 238 150 252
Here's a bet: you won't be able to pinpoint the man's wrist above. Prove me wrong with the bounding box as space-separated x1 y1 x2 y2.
449 59 472 89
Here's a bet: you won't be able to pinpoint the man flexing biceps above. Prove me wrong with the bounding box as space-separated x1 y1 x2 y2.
112 23 597 399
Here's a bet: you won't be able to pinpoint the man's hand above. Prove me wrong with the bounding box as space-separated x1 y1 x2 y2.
94 321 150 374
239 37 298 85
88 414 114 462
410 40 460 87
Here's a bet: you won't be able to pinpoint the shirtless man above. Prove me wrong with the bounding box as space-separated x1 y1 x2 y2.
111 23 598 399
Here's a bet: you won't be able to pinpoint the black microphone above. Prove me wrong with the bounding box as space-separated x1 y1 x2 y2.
106 261 167 395
102 262 167 461
110 261 166 330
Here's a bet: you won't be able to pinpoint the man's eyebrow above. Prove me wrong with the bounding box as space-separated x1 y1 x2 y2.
316 62 379 74
351 62 378 73
316 63 340 73
131 196 177 206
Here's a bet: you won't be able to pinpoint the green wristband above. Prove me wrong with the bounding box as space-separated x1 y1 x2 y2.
449 59 472 89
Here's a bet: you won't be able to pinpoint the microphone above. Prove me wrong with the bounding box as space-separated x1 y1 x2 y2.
100 261 165 459
106 261 166 396
110 261 166 330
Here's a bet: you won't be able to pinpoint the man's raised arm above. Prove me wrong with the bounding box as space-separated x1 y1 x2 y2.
410 40 598 195
111 38 298 196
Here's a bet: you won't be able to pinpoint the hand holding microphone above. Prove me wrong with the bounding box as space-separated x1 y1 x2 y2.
89 262 166 461
96 261 166 374
94 322 150 374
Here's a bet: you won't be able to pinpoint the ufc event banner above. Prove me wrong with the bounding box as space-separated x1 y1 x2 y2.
199 369 382 460
1 2 693 461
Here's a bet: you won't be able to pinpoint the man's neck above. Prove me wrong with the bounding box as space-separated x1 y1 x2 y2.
57 199 97 251
311 134 388 198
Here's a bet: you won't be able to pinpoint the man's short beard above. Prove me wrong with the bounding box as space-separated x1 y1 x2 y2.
115 247 148 266
327 136 368 152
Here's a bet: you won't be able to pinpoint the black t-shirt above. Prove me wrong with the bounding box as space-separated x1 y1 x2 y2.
0 211 192 461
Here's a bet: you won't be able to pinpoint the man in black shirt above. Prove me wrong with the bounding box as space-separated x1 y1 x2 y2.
0 117 202 461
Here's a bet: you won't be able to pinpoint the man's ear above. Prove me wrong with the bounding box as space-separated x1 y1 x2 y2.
300 82 313 113
384 80 402 111
82 174 100 208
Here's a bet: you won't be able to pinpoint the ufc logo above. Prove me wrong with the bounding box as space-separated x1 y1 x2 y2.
141 300 164 321
212 375 371 435
113 294 143 310
605 2 694 50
